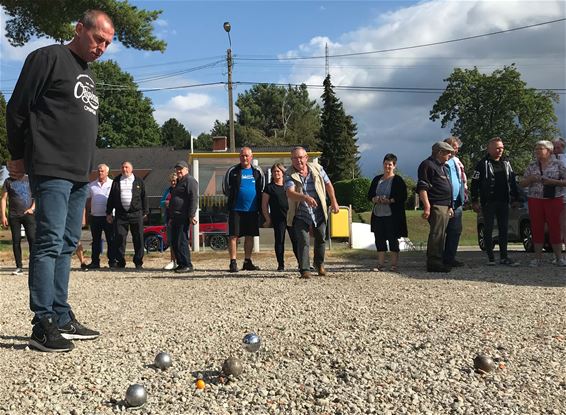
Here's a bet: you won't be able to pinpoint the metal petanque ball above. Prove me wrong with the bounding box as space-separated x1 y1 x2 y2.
222 356 243 377
154 352 172 370
473 354 496 373
125 384 147 408
242 332 261 353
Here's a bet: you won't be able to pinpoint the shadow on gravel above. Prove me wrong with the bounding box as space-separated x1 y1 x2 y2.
148 272 292 281
0 335 28 350
334 250 566 288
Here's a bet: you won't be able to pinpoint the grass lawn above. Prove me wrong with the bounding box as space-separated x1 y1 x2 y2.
354 209 478 247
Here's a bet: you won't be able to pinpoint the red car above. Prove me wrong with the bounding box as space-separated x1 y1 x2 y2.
144 213 228 252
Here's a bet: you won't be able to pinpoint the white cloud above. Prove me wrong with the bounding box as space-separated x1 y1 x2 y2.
284 0 566 177
154 91 227 135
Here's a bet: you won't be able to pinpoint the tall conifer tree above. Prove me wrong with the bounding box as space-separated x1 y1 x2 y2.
320 75 360 182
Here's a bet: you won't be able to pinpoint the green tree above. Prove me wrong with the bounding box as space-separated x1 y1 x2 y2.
0 0 166 51
237 83 321 149
320 75 360 182
161 118 191 149
0 92 8 164
194 133 213 151
92 60 161 148
430 65 559 174
210 120 270 148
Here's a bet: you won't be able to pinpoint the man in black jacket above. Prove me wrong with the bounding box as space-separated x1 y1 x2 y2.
106 161 147 270
223 147 265 272
169 161 199 273
471 137 520 266
6 9 113 352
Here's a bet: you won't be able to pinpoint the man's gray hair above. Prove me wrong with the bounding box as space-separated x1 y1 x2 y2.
552 137 566 146
97 163 109 172
444 136 462 147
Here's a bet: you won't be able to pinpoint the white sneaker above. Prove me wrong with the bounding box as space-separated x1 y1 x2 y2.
529 259 540 268
554 258 566 267
164 261 176 270
12 268 23 275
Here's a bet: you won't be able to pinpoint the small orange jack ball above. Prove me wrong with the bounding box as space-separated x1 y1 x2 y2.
195 379 205 390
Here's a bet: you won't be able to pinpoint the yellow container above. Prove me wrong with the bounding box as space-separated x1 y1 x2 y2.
330 206 350 238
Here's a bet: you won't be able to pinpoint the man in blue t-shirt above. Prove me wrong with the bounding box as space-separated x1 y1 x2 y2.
223 147 265 272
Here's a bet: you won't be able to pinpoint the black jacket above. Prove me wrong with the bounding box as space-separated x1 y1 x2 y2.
367 174 408 238
106 174 147 217
223 164 265 211
169 174 199 223
470 155 519 205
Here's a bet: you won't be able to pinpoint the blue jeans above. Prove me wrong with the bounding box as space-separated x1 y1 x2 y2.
29 177 88 326
293 217 327 272
443 205 463 264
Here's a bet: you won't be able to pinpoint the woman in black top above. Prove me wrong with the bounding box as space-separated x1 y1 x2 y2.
262 163 298 271
367 153 408 272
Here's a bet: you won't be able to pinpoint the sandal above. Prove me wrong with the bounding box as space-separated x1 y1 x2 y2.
372 264 385 272
390 265 398 273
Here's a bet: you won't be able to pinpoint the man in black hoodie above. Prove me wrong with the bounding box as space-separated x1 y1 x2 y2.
6 10 114 352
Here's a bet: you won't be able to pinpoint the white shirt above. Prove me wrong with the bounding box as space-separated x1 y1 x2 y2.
120 175 135 211
89 178 112 216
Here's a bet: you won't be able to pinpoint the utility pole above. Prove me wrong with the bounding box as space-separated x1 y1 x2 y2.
224 22 235 153
325 42 329 77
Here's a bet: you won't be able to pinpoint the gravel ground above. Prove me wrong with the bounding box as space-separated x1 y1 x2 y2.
0 249 565 415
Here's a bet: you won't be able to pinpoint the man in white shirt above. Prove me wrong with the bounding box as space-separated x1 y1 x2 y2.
106 161 147 269
86 163 114 269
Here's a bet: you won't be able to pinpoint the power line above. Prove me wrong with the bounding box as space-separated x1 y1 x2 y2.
235 18 566 61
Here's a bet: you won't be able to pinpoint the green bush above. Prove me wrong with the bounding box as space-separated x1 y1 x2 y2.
334 177 372 212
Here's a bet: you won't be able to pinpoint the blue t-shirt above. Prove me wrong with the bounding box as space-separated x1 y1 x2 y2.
446 158 461 202
234 168 257 212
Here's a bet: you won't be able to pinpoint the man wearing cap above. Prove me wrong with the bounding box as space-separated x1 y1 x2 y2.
417 141 454 273
106 161 147 269
168 161 199 273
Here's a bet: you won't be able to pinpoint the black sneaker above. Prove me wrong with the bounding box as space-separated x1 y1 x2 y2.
29 316 75 352
174 266 194 273
80 263 89 272
59 311 100 340
242 259 260 271
277 265 285 272
86 263 100 270
229 260 238 273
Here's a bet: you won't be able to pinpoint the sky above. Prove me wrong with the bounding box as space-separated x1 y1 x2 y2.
1 0 565 178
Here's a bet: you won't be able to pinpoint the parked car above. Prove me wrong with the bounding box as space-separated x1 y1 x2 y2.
144 212 229 252
476 197 550 253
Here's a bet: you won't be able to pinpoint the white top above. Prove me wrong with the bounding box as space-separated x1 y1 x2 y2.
120 175 135 211
88 178 112 216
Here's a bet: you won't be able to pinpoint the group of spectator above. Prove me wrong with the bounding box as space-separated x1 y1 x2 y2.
366 135 566 273
223 146 339 279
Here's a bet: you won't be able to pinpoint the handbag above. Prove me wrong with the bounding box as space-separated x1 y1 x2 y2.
539 162 557 198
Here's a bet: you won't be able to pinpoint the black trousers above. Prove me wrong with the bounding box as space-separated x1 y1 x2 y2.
9 214 36 268
170 220 192 268
482 201 510 260
272 219 298 268
113 213 144 267
89 215 115 266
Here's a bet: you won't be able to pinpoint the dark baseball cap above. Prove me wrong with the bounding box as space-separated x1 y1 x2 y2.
174 160 189 169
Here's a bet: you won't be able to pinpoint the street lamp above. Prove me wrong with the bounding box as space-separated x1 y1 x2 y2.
224 21 235 153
